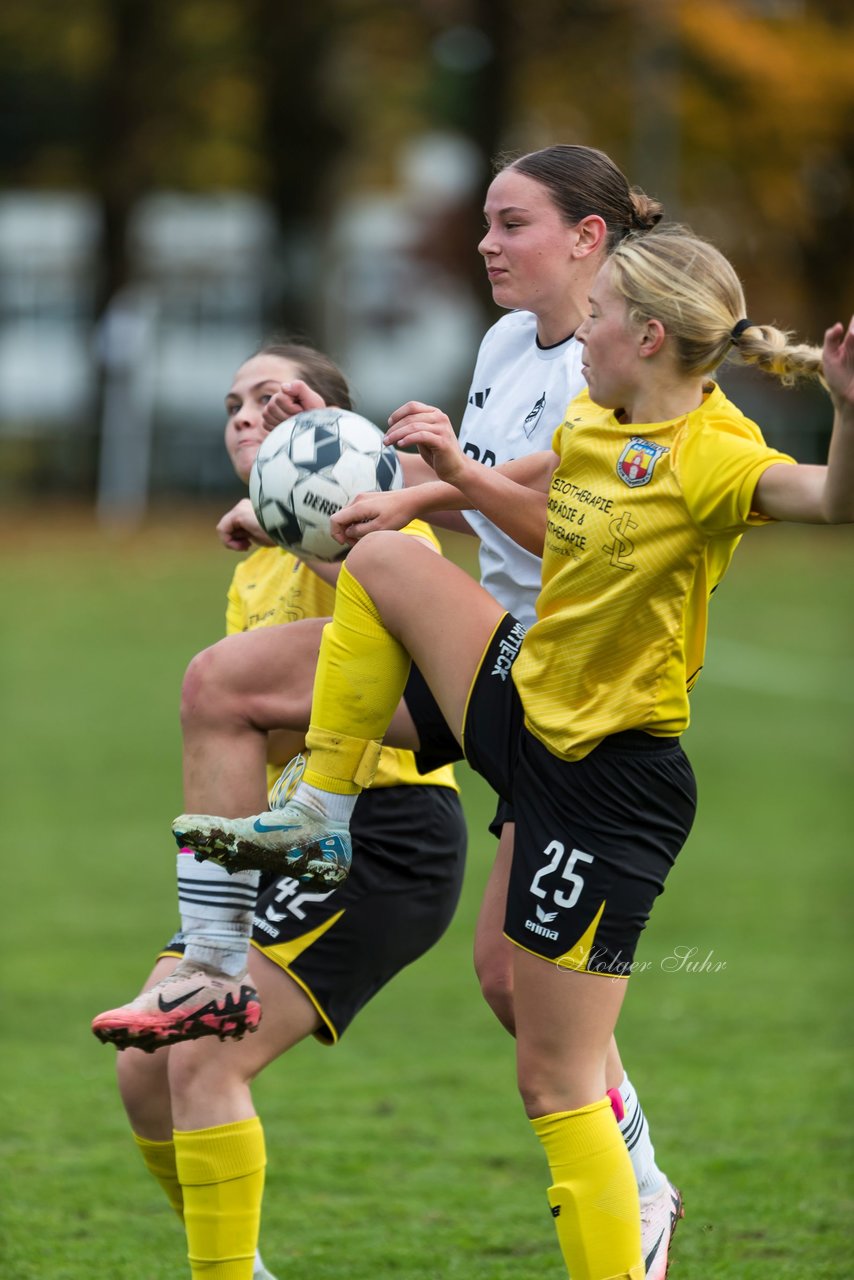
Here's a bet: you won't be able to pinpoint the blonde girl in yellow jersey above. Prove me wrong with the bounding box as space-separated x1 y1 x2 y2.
99 342 465 1280
175 228 853 1280
123 145 680 1275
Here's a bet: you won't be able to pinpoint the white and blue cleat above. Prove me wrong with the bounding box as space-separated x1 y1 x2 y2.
172 798 352 886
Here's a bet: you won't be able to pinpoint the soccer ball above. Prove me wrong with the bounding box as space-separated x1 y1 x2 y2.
249 407 403 561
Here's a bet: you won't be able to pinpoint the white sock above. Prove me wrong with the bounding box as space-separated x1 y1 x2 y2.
177 849 259 979
618 1073 667 1198
295 780 358 825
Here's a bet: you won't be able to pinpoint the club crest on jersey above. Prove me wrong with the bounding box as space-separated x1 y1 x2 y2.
616 437 669 488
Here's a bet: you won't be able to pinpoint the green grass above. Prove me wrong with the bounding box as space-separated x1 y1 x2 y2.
1 512 852 1278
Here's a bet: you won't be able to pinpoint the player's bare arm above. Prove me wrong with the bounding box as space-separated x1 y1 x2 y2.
395 451 473 535
333 445 557 550
332 476 472 544
446 454 556 555
385 400 557 555
754 317 854 524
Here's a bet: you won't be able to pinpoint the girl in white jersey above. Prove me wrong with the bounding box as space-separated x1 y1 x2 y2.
175 228 854 1279
318 149 680 1268
456 309 585 623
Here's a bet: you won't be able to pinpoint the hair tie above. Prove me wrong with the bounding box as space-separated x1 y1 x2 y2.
731 318 754 342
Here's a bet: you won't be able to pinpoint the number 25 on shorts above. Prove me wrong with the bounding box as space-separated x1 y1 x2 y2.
530 841 594 910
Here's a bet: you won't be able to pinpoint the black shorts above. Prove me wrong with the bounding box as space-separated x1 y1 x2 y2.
162 785 466 1041
404 624 522 845
462 615 698 977
489 798 515 840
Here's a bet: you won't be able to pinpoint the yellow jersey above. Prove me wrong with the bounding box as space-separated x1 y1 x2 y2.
513 385 795 761
226 520 458 793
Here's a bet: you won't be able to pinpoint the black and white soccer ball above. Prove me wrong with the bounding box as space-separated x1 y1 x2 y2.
249 407 403 561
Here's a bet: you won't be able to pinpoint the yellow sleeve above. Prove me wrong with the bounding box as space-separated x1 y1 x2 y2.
675 417 795 535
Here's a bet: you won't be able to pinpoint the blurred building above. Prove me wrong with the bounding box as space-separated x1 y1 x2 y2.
0 140 488 519
0 190 279 515
0 142 830 520
98 192 281 519
321 132 486 424
0 192 100 426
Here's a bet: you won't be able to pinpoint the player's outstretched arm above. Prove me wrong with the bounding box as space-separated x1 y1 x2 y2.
331 486 442 546
822 316 854 519
396 451 473 535
754 317 854 524
386 401 556 554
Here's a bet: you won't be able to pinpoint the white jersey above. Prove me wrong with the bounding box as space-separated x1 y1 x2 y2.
458 310 585 627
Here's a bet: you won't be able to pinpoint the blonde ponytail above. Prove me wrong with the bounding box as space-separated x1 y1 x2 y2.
731 323 823 387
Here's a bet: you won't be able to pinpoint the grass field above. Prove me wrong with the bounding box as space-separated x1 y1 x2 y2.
2 511 852 1279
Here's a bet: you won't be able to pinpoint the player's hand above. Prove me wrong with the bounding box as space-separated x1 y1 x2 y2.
823 317 854 413
385 402 470 487
262 380 328 430
216 498 275 551
331 489 421 545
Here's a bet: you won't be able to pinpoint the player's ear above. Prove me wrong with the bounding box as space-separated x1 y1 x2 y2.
572 215 608 259
639 318 666 359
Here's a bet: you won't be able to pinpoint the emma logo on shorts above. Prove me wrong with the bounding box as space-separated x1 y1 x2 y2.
525 917 559 941
525 903 560 941
616 437 669 488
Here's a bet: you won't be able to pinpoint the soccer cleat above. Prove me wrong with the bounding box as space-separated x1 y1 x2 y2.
91 963 262 1053
172 799 352 884
641 1181 684 1280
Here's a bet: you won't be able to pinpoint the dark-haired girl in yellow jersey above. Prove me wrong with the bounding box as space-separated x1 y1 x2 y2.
99 342 466 1280
174 227 854 1280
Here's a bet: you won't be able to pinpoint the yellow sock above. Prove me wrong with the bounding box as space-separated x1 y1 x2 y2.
133 1132 184 1219
174 1117 266 1280
303 562 410 795
531 1099 644 1280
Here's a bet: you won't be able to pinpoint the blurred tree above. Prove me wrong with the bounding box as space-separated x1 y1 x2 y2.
502 0 854 335
0 0 851 497
676 0 854 338
86 0 156 317
249 0 351 333
2 0 850 330
419 0 516 307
